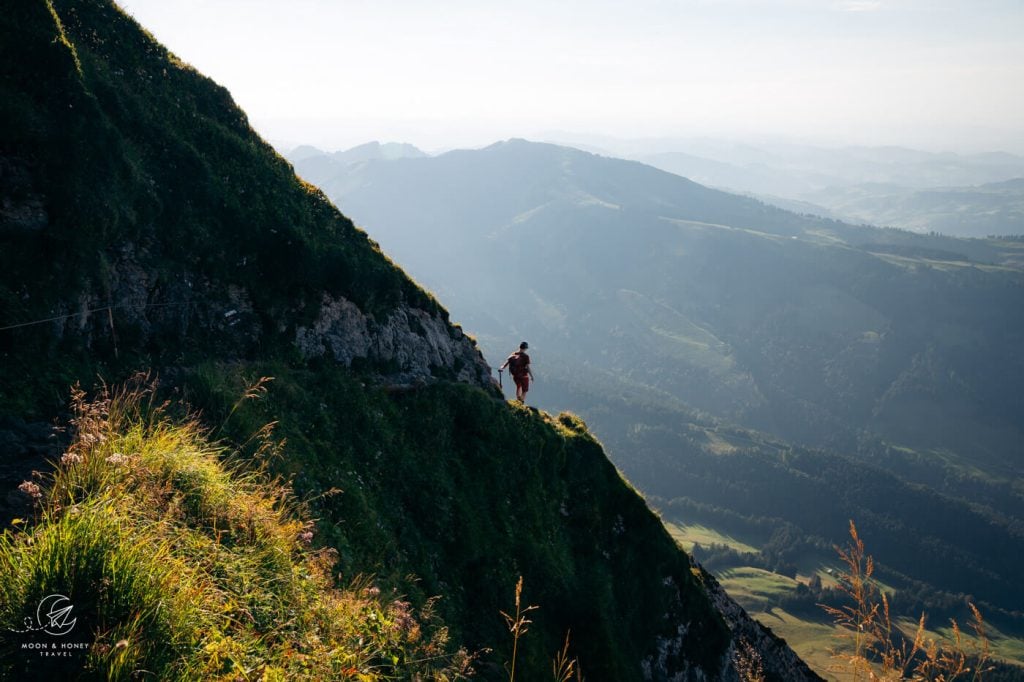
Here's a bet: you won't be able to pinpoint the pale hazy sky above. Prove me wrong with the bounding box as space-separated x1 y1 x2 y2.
115 0 1024 154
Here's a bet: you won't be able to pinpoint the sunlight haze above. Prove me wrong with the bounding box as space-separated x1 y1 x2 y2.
115 0 1024 153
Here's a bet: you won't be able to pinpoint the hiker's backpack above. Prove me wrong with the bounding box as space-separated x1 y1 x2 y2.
507 352 528 377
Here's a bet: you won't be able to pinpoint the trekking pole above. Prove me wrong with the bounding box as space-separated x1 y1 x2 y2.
498 368 503 389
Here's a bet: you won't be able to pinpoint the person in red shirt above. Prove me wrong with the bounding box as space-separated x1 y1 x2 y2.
500 341 534 403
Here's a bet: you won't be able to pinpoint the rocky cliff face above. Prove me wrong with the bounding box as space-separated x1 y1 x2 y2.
295 293 492 387
697 561 824 681
632 559 822 681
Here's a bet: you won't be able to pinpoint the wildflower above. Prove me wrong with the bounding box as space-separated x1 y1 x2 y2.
298 530 314 545
391 599 415 633
61 451 83 466
105 453 128 465
18 481 42 499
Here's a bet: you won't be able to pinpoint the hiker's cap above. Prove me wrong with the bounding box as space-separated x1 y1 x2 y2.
520 341 529 349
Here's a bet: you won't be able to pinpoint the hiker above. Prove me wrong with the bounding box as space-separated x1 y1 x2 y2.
499 341 534 403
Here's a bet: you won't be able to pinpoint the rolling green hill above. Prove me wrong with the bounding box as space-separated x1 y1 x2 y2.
0 1 821 679
290 140 1024 652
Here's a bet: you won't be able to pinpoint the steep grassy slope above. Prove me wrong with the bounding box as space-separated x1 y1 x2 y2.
190 363 740 679
0 1 818 679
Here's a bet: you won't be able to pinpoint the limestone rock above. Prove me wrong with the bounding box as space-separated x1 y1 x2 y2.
296 293 493 388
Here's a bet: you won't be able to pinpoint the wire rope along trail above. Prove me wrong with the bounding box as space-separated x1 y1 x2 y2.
0 301 191 332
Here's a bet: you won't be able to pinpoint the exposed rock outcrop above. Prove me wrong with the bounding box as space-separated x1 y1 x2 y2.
696 558 824 681
295 293 493 387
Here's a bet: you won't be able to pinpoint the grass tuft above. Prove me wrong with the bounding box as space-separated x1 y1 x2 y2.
0 377 472 680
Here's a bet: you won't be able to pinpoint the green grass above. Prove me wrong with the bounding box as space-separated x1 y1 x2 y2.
0 0 440 419
0 368 737 680
0 379 469 680
182 361 734 680
716 567 799 611
665 522 758 554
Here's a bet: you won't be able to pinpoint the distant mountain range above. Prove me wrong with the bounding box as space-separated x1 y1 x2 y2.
798 178 1024 238
631 141 1024 191
536 136 1024 237
286 141 427 193
290 140 1024 642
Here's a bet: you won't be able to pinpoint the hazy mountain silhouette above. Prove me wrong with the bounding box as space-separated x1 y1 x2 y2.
287 140 426 188
625 140 1024 237
802 178 1024 238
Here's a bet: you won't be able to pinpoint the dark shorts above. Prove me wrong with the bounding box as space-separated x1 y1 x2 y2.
513 374 530 391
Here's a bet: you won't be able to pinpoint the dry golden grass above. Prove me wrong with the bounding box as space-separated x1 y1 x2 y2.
821 521 993 681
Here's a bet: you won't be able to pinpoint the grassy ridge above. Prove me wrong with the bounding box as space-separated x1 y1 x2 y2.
0 379 467 680
185 362 732 679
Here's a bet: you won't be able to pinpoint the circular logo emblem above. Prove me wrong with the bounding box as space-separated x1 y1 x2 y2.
36 594 77 636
